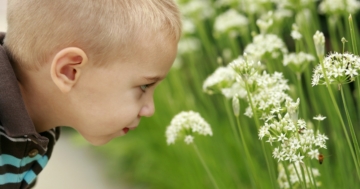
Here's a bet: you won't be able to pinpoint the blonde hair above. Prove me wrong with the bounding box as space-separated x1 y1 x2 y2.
4 0 182 69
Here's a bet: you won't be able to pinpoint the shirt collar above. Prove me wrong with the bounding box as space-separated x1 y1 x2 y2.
0 32 49 149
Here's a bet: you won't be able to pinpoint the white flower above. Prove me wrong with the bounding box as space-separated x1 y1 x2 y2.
213 9 248 35
165 111 212 145
319 0 360 15
244 34 288 61
292 153 304 163
278 133 288 142
203 65 238 95
313 114 326 121
184 135 194 144
291 30 302 40
283 52 315 72
308 149 319 159
256 13 273 34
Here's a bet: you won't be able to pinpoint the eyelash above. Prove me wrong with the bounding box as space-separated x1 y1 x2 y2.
140 83 155 92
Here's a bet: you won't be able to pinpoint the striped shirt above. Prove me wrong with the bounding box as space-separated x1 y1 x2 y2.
0 32 60 189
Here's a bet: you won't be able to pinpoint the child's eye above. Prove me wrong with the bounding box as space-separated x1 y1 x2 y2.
140 83 155 92
140 84 149 92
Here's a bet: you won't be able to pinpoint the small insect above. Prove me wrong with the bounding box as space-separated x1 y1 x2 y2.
318 153 324 164
298 127 305 135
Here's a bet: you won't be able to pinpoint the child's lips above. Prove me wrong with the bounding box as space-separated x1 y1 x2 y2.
122 127 130 134
122 127 137 134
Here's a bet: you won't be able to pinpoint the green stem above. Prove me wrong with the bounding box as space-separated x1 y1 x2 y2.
223 98 257 188
282 162 293 189
193 143 220 189
348 15 360 125
340 87 360 169
293 163 306 189
244 81 277 188
306 159 318 189
318 56 360 180
222 98 242 148
296 73 308 120
348 14 358 55
299 163 307 189
236 116 258 188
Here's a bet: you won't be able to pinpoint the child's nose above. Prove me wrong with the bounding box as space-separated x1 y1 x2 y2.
139 98 155 117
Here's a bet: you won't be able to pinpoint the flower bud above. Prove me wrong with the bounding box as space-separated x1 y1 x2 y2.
313 31 325 59
232 95 240 117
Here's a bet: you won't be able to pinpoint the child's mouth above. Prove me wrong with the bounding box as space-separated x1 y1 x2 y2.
123 127 130 134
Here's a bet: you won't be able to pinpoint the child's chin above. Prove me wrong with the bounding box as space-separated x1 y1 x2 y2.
84 136 112 146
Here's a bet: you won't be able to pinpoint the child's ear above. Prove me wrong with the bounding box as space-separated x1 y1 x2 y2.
50 47 88 93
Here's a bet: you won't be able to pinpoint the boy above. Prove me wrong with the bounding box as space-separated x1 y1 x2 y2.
0 0 181 188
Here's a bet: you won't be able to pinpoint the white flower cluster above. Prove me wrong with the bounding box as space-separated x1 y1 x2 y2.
319 0 360 15
166 111 213 145
283 52 315 73
202 65 238 95
312 52 360 86
244 72 290 118
229 56 263 81
213 9 248 35
258 99 328 163
229 57 290 118
244 34 288 61
277 162 321 188
178 0 215 20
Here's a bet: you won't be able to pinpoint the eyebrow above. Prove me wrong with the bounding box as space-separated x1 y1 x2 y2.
144 76 165 82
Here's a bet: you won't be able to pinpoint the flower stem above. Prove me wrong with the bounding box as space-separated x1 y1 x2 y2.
244 81 278 188
193 143 220 189
340 86 360 170
223 98 257 188
296 73 308 120
348 14 358 55
292 163 306 189
282 162 294 189
235 116 258 188
299 163 307 189
318 56 360 179
303 161 317 189
348 14 360 125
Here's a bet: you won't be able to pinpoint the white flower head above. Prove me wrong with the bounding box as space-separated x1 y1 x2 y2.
244 34 288 61
312 52 360 86
313 114 326 121
213 9 248 36
283 52 315 73
203 65 238 95
166 111 213 145
319 0 360 15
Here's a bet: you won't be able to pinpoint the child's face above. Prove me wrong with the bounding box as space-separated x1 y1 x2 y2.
72 37 178 145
